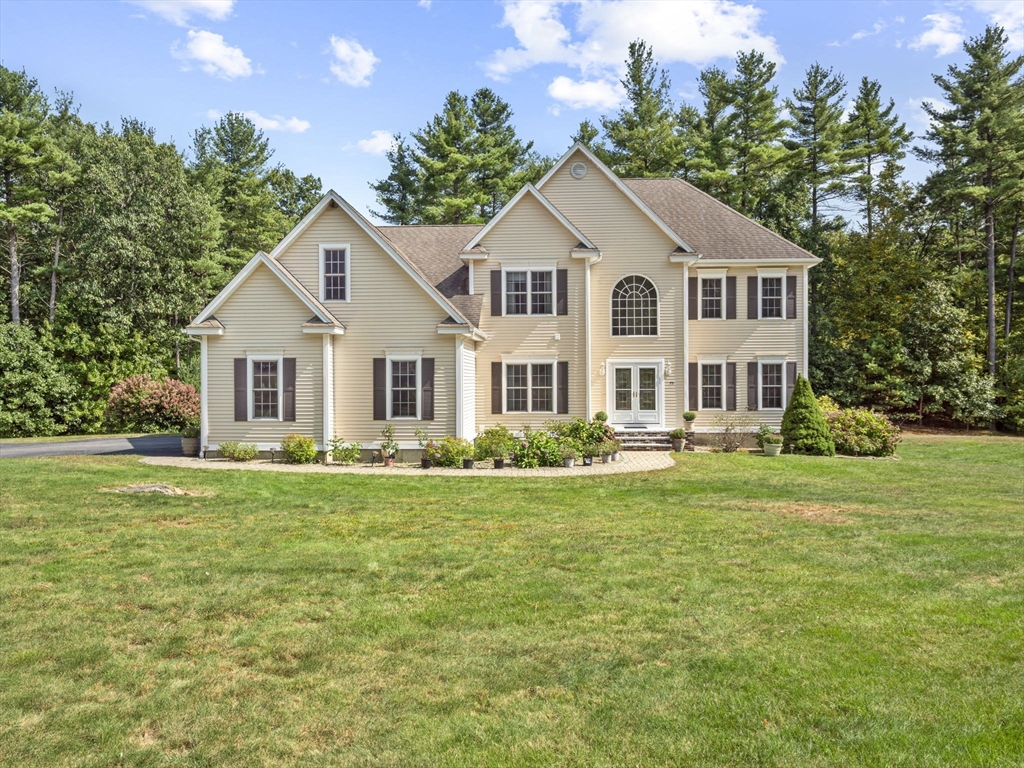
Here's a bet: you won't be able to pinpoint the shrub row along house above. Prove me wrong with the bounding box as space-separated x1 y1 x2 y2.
185 143 819 456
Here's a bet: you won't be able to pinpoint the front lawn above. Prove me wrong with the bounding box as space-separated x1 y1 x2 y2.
1 434 1021 766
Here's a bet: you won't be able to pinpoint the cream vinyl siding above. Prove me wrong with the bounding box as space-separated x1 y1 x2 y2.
689 267 805 430
474 192 587 429
275 207 456 444
206 263 323 445
540 150 684 425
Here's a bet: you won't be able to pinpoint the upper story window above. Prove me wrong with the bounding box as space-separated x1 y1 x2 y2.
761 277 783 319
505 269 554 316
611 275 658 336
320 243 350 302
701 278 723 319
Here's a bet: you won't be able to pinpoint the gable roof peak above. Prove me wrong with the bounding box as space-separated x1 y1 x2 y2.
463 183 597 252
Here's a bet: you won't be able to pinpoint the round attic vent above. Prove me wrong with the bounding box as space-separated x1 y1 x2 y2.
570 161 588 179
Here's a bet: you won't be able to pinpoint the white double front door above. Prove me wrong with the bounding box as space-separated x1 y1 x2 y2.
610 362 661 425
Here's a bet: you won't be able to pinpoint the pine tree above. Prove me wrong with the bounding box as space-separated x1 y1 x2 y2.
781 374 835 456
693 66 733 197
725 51 794 225
571 120 600 148
412 91 487 224
369 134 419 225
674 105 711 183
267 166 322 223
601 40 680 177
0 66 55 324
786 63 851 229
844 77 911 238
471 88 532 218
917 26 1024 376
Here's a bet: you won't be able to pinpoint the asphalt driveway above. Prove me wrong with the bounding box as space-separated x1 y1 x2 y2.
0 435 182 459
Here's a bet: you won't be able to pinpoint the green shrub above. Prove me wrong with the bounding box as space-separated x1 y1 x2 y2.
755 423 778 449
474 425 517 460
0 323 78 438
593 411 608 422
818 397 900 456
781 375 835 456
220 441 258 461
762 434 783 445
512 427 562 468
683 411 697 421
281 433 318 464
425 436 474 467
329 437 362 464
105 374 200 433
668 428 686 439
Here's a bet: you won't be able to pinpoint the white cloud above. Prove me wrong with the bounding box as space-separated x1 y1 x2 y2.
969 1 1024 50
328 36 379 87
243 111 310 133
909 13 965 56
485 0 782 82
172 29 252 79
852 20 886 40
356 130 395 154
907 96 952 130
547 76 625 110
417 0 432 8
129 0 234 26
206 108 222 120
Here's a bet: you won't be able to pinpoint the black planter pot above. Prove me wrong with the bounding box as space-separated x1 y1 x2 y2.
493 457 505 469
421 457 432 469
583 456 593 466
463 458 475 470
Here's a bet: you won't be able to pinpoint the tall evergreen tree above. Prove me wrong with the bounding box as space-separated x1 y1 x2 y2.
0 66 55 324
571 119 600 148
267 166 322 223
471 88 532 218
843 77 911 238
601 40 680 177
786 63 851 229
693 66 733 197
370 134 419 225
917 26 1024 376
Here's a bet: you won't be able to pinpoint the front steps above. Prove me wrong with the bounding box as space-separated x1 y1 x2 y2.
615 429 674 452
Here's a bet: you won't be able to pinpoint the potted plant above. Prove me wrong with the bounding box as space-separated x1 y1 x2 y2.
180 421 200 456
610 439 622 461
379 423 399 467
600 437 616 463
559 442 580 468
593 411 608 423
581 441 598 466
475 425 515 469
668 428 686 452
683 411 696 430
414 427 432 469
762 433 784 456
463 455 475 470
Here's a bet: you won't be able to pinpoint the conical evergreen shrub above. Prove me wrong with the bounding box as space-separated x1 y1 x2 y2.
781 375 835 456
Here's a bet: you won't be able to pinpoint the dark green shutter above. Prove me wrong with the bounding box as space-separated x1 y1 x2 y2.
786 275 797 319
283 358 296 421
491 270 502 316
747 276 758 319
747 361 758 410
373 358 386 420
491 361 502 414
556 269 568 315
726 276 736 319
421 358 434 420
688 276 698 320
557 361 569 414
688 362 699 411
726 362 737 411
234 358 247 421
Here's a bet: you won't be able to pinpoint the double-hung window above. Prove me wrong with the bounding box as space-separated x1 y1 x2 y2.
505 362 554 413
761 277 783 319
505 269 554 315
760 362 784 409
250 358 281 420
320 244 350 302
390 359 418 418
701 278 723 319
701 363 723 409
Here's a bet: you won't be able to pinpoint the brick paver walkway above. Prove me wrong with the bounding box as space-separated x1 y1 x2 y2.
142 451 675 477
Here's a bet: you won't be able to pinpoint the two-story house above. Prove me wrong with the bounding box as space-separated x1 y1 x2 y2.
186 142 819 455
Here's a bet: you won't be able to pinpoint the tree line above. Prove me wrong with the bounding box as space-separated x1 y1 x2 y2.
1 26 1021 435
372 30 1023 431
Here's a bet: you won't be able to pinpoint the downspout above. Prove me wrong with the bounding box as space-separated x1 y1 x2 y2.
455 336 464 439
585 259 592 418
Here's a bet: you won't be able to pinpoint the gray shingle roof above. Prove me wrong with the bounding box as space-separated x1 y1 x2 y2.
622 178 818 261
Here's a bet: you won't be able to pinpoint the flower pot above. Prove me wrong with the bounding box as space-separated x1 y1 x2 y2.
421 457 432 469
683 420 694 431
463 458 475 470
493 457 505 469
383 456 395 467
763 443 783 457
612 451 621 461
601 453 611 464
582 456 593 466
563 457 575 468
671 438 684 452
181 436 199 457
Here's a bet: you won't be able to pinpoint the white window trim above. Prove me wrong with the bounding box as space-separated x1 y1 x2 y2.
247 354 284 421
697 269 728 321
501 266 556 316
386 354 422 421
698 358 726 411
502 359 557 414
758 358 787 411
609 273 661 337
756 268 787 321
319 243 351 303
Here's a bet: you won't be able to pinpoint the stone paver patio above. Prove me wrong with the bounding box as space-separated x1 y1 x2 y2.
142 451 675 477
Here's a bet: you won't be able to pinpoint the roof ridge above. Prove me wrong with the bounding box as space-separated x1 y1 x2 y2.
625 177 818 261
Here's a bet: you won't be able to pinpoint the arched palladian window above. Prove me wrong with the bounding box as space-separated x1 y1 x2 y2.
611 275 658 336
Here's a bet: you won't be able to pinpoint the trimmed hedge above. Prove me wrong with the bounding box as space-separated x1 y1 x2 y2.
819 397 900 457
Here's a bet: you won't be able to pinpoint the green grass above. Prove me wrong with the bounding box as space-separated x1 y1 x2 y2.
1 434 1021 767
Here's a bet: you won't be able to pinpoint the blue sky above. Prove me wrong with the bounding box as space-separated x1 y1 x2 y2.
1 0 1022 221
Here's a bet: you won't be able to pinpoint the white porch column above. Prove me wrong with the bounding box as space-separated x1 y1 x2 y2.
682 263 689 419
802 264 810 377
585 259 592 418
200 336 209 457
322 334 334 453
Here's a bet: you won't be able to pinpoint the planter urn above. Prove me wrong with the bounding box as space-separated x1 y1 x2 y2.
383 456 395 467
764 443 783 457
563 457 575 468
601 453 612 464
493 457 505 469
670 438 684 452
463 458 475 470
683 420 694 431
181 436 199 456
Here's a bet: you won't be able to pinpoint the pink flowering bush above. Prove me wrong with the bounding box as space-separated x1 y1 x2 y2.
818 396 900 457
105 375 200 433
